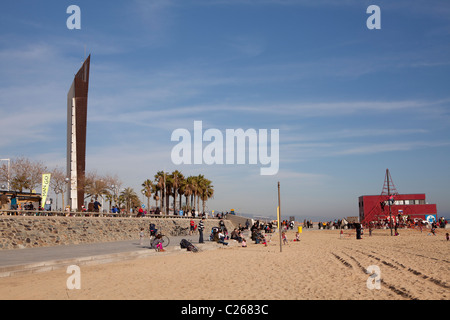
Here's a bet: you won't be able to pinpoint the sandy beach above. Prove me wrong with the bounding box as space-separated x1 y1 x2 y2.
0 228 448 300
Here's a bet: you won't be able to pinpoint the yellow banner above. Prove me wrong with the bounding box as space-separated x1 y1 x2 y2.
41 173 51 209
277 206 280 229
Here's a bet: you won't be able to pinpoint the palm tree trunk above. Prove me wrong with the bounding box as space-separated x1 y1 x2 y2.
197 195 200 214
174 189 177 213
160 186 164 214
166 187 170 215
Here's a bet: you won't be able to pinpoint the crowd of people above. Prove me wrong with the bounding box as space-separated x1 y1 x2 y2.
203 219 278 247
315 220 350 230
365 216 448 230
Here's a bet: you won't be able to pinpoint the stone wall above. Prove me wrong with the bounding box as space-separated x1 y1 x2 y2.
0 216 235 250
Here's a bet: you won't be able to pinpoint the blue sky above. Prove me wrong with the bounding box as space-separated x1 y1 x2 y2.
1 0 449 220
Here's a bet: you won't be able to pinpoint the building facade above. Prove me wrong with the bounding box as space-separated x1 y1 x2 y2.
359 193 437 224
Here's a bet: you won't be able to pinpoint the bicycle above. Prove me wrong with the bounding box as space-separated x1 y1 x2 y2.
150 233 170 249
172 225 189 236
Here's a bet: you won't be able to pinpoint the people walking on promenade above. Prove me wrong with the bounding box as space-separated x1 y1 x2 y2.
198 217 205 243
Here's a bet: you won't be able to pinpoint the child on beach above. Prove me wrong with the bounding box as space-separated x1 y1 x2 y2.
446 233 449 241
293 232 300 242
262 235 268 247
155 241 165 252
242 238 247 247
152 234 165 252
282 232 288 245
139 228 145 246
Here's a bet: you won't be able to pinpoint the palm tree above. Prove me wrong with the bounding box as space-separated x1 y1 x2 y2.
190 175 201 213
195 174 206 214
177 175 187 211
150 171 214 216
141 179 153 212
120 187 139 214
165 174 173 214
170 170 184 214
104 193 115 212
84 173 110 206
201 179 214 213
183 176 196 212
154 171 167 214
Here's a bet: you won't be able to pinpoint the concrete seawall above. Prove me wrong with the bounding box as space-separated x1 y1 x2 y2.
0 216 235 250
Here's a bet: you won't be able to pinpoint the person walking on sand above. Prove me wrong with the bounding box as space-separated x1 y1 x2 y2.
282 231 288 245
198 217 205 243
189 219 195 235
428 226 436 236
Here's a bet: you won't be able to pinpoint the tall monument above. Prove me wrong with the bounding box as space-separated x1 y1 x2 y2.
67 55 90 211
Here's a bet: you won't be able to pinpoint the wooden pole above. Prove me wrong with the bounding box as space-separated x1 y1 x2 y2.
387 169 393 236
278 182 282 253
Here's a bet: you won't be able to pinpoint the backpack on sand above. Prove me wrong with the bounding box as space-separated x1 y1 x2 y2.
180 239 200 253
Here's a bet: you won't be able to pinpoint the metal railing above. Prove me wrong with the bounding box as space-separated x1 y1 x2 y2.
0 209 219 219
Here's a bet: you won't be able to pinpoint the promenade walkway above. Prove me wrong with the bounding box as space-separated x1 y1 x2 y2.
0 235 221 278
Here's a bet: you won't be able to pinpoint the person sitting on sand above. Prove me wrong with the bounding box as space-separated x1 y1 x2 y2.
213 229 228 245
156 241 165 252
231 228 243 242
241 238 247 247
152 234 165 252
293 232 300 242
254 231 265 244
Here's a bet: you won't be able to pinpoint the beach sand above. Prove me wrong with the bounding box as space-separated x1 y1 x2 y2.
0 228 448 300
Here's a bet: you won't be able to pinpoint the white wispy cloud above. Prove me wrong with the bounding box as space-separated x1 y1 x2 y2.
332 141 450 156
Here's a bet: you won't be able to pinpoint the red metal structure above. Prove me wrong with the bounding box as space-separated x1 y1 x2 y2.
359 169 437 224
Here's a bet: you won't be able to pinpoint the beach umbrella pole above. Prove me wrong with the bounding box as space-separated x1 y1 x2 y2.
278 182 282 253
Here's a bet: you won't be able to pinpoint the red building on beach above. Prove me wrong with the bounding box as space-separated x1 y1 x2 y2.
359 170 438 224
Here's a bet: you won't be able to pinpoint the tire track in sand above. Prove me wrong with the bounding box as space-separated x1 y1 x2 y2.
332 249 420 300
351 248 450 291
